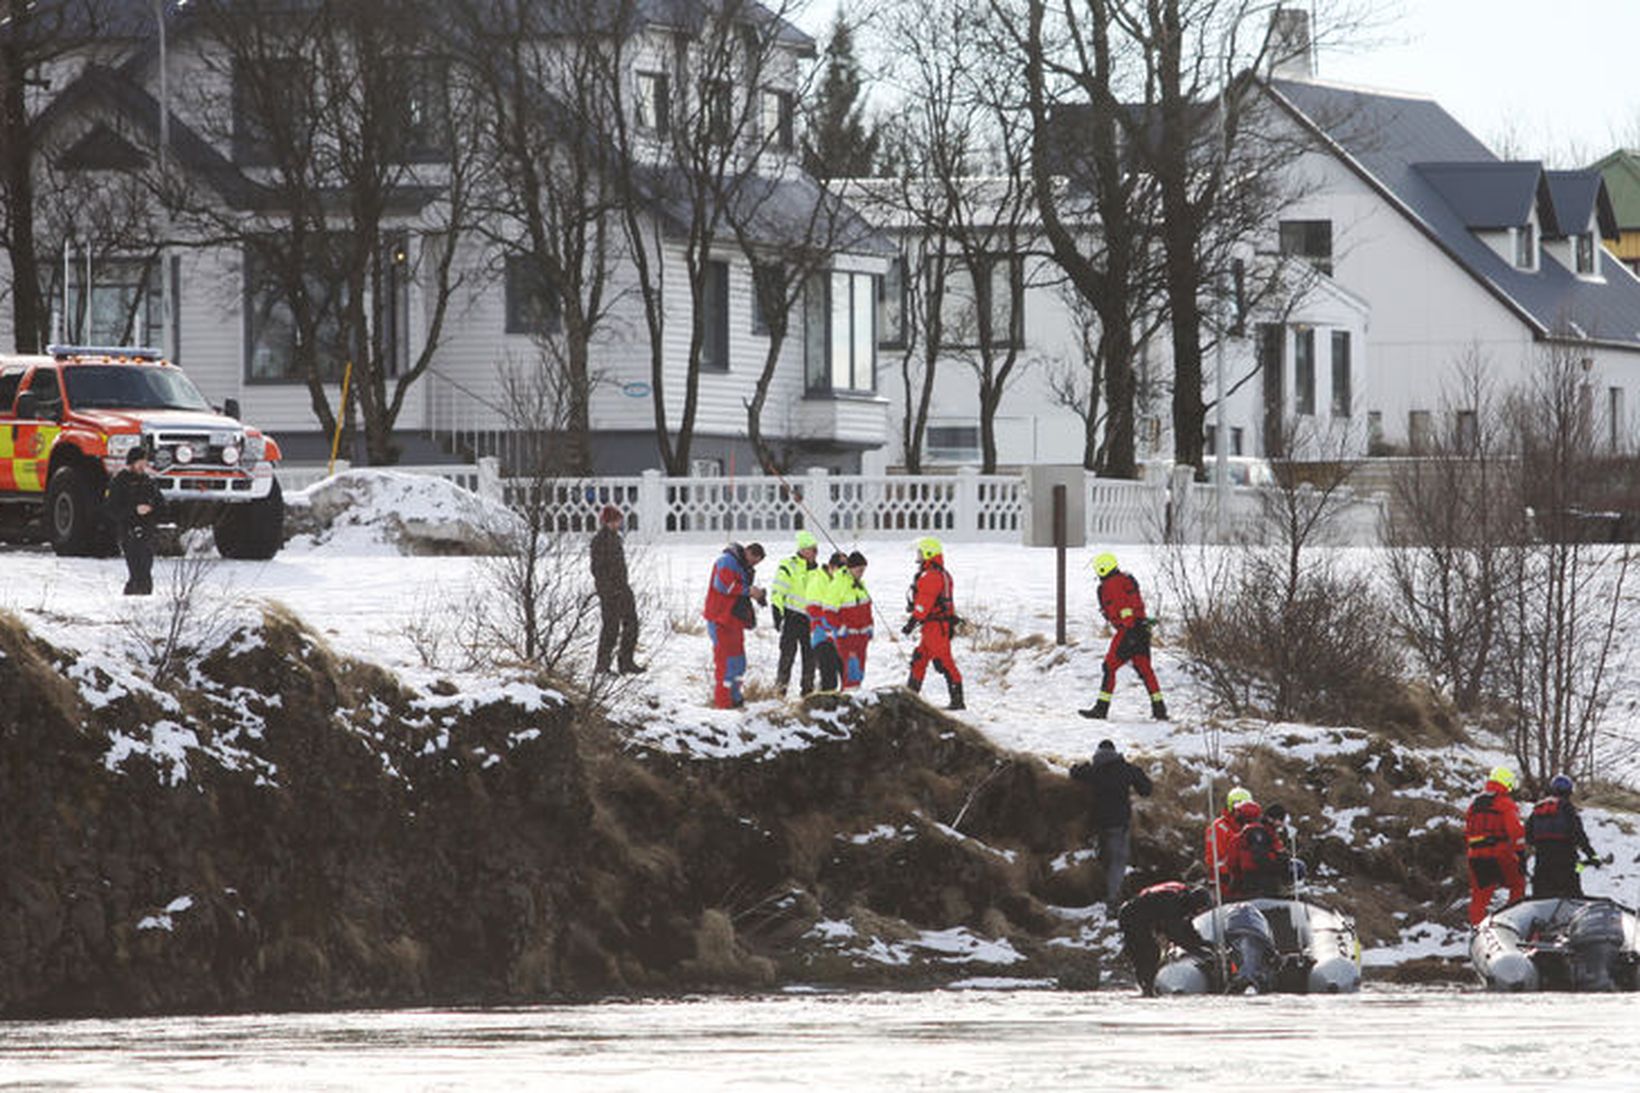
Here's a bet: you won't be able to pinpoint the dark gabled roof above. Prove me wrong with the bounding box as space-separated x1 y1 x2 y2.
36 65 444 215
1414 161 1555 233
646 166 894 256
1267 77 1640 350
1546 169 1619 239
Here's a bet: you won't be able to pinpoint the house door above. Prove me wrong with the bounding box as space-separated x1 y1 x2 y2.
1259 323 1285 458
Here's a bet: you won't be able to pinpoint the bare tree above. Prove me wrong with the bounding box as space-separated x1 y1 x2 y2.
605 0 813 475
0 0 119 351
1383 353 1521 712
177 0 475 464
457 0 634 475
1495 344 1632 785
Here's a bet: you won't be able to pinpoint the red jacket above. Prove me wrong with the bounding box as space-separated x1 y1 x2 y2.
703 546 755 628
910 557 955 624
1098 571 1147 631
1204 812 1238 882
1465 780 1525 860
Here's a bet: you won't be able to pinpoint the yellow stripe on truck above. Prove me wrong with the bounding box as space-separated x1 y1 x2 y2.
14 425 59 492
0 427 13 458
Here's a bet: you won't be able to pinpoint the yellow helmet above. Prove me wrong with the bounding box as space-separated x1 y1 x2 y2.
1093 552 1118 578
1489 766 1517 791
1226 786 1252 810
916 537 944 560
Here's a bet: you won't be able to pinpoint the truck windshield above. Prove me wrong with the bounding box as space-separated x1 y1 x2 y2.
62 365 214 413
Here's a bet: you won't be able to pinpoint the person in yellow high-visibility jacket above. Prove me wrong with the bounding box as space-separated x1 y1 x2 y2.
770 530 820 695
805 552 847 692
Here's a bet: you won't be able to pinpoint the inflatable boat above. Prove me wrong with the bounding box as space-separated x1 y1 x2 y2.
1153 897 1362 995
1470 897 1640 991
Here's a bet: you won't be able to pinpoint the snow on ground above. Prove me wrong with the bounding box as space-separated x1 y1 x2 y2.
6 471 1640 968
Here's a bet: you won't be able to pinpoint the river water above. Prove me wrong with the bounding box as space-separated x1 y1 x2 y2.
0 987 1633 1090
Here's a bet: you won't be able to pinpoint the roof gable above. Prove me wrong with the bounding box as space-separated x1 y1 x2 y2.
1267 77 1640 350
1415 161 1554 233
59 122 149 171
1589 149 1640 230
1545 169 1618 240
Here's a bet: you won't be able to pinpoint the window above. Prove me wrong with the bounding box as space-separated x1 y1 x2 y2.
1203 424 1216 459
701 79 733 145
1367 410 1384 453
804 270 876 394
1611 387 1625 450
1258 323 1284 457
64 258 169 348
927 425 980 462
635 71 670 136
761 88 794 151
1230 426 1245 456
1294 328 1315 415
1279 220 1333 275
939 255 1021 349
701 260 729 370
1577 232 1597 275
1454 409 1478 452
751 262 783 336
244 242 348 383
387 57 449 161
23 368 63 419
233 57 308 165
1514 222 1537 269
1330 331 1351 417
1408 409 1433 453
0 368 22 413
505 254 563 336
878 256 905 348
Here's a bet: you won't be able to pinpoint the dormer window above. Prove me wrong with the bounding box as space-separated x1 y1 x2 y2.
1576 232 1597 275
1279 219 1333 276
1514 223 1537 270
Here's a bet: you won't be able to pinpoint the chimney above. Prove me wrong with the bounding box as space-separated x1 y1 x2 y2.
1265 6 1316 80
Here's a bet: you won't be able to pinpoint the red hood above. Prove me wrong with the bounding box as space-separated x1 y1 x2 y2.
1484 780 1513 796
75 408 250 433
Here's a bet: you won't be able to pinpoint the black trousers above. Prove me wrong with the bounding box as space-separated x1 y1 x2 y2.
121 531 154 595
814 642 841 692
1532 846 1585 898
595 588 640 669
1116 910 1163 995
776 609 814 692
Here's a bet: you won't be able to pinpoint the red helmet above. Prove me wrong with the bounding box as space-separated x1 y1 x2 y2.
1233 800 1263 824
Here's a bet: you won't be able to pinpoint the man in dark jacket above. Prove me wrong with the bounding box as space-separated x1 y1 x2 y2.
1070 739 1155 905
1526 774 1599 898
590 504 642 675
105 447 164 595
1117 881 1214 996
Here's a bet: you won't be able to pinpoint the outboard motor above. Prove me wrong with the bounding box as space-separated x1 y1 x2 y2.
1566 901 1625 991
1221 903 1280 994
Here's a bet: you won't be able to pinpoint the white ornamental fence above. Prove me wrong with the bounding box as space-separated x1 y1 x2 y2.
277 461 1387 546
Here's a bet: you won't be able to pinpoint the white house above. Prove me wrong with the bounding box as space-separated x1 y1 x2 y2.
5 0 895 474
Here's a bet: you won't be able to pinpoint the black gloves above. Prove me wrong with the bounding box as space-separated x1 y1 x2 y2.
902 617 918 635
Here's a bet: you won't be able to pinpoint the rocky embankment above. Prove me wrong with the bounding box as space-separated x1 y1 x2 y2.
1 605 1483 1017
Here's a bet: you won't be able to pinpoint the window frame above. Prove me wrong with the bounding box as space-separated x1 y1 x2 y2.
504 254 564 337
700 79 733 146
1330 330 1351 418
243 241 349 385
1514 222 1537 270
1577 232 1597 275
1278 219 1333 276
700 259 730 372
232 56 308 167
1294 327 1316 416
804 270 877 395
938 254 1023 350
635 70 670 136
760 87 794 151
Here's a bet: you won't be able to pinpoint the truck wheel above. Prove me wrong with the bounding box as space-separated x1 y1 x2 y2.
47 464 114 557
214 479 284 560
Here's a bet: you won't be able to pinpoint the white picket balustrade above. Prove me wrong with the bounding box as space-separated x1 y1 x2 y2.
277 460 1387 546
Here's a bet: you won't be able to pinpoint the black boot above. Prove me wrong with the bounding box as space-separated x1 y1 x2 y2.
906 673 922 694
1079 699 1110 720
947 682 965 711
1152 698 1169 721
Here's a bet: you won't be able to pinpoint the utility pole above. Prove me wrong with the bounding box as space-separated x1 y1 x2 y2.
155 0 173 360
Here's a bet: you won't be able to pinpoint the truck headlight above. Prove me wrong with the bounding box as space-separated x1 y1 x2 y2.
243 434 267 461
174 443 195 464
106 433 142 458
221 445 241 465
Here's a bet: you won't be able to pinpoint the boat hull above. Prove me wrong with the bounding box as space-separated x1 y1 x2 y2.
1154 897 1361 995
1471 897 1640 992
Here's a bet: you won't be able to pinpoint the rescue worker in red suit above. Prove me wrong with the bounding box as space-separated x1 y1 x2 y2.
1525 774 1600 899
1117 882 1214 996
702 542 766 708
1205 786 1253 896
1081 553 1167 721
1224 800 1293 899
835 551 873 690
1465 765 1527 925
904 537 964 710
